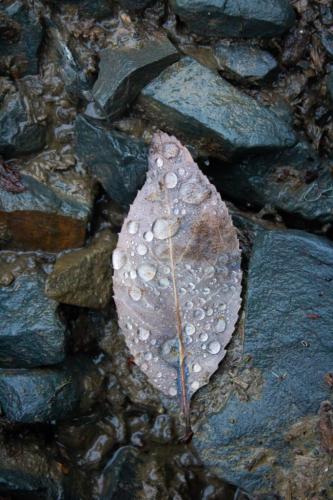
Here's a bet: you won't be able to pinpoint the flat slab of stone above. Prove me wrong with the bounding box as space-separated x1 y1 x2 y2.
0 264 66 368
212 141 333 225
92 38 179 120
170 0 295 38
75 115 148 207
214 42 278 82
45 230 117 309
139 57 296 158
0 153 95 252
0 367 78 423
193 230 333 497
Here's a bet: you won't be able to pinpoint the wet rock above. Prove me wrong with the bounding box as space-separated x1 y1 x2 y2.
193 230 333 497
45 230 117 309
170 0 295 38
96 447 145 498
327 71 333 103
92 38 179 120
0 367 78 423
0 151 95 252
0 1 43 77
150 414 174 443
118 0 157 10
54 0 114 19
75 115 148 207
210 141 333 225
138 57 296 158
321 30 333 58
0 264 66 368
214 42 278 82
0 80 46 157
0 433 64 498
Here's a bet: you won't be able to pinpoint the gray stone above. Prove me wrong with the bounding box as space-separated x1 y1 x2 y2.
327 71 333 103
92 38 179 120
0 0 43 77
0 367 79 423
0 150 95 251
45 230 117 309
321 30 333 58
118 0 157 10
193 230 333 497
211 141 333 225
139 57 296 158
214 42 278 82
75 115 148 207
0 266 66 368
0 86 46 157
170 0 295 38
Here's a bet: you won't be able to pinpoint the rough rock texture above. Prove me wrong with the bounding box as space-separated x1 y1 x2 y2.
0 154 95 252
45 230 117 309
0 1 43 77
118 0 158 11
139 57 296 158
214 42 278 82
75 115 148 207
211 141 333 225
92 39 179 120
0 83 46 157
328 71 333 103
0 434 64 498
0 268 66 368
193 230 333 497
0 367 79 423
170 0 295 38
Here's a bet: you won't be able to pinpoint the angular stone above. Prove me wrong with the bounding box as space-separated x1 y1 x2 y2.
170 0 295 38
0 80 46 157
0 261 66 368
45 230 117 309
0 151 95 252
0 367 78 423
211 141 333 225
75 115 148 207
0 433 64 498
118 0 157 10
0 1 43 77
193 230 333 497
92 38 179 120
139 57 296 158
214 42 278 82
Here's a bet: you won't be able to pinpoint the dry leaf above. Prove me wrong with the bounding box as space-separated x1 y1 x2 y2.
113 132 242 434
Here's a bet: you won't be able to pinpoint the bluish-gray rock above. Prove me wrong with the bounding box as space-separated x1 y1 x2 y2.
118 0 157 10
170 0 295 38
327 71 333 103
75 115 148 207
92 38 179 120
214 42 278 82
139 57 296 158
210 141 333 225
0 367 79 423
0 88 46 157
193 230 333 497
0 1 43 77
0 269 66 367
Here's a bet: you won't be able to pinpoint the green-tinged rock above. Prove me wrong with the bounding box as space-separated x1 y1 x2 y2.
193 230 333 497
0 0 43 77
0 367 78 423
75 115 148 207
92 38 179 120
0 262 66 368
0 434 64 498
211 141 333 225
45 230 117 309
118 0 157 10
139 57 296 158
0 151 95 251
0 83 46 157
170 0 295 38
214 42 278 82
